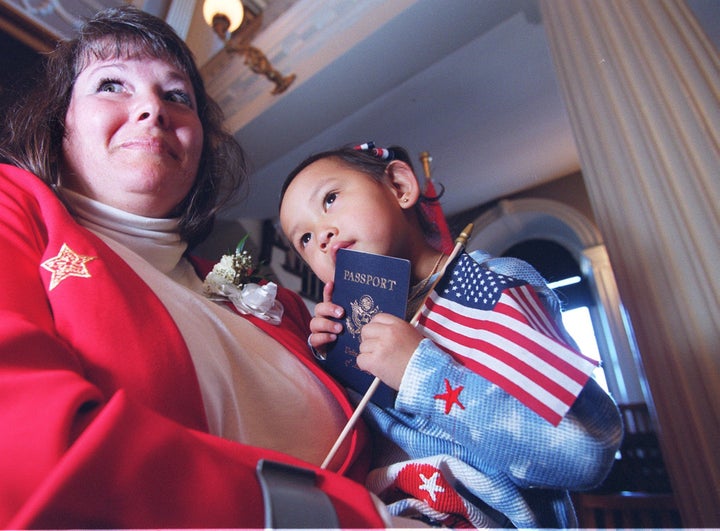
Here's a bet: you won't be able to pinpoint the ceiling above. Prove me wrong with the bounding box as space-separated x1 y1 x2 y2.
197 0 719 222
2 0 718 223
201 0 580 221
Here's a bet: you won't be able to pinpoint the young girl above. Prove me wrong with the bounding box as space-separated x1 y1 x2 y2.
279 143 623 528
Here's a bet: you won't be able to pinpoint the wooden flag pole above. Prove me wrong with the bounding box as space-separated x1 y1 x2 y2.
419 151 433 187
320 223 474 469
409 222 473 326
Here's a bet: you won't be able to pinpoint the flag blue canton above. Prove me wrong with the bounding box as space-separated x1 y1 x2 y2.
438 254 526 309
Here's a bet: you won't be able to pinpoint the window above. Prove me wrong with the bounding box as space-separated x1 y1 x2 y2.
559 304 608 392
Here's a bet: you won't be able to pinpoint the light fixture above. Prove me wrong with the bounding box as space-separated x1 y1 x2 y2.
203 0 296 95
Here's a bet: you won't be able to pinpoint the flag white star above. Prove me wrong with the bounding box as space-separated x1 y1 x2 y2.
418 471 445 502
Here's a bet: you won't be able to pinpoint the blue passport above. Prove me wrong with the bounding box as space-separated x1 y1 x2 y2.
322 248 411 408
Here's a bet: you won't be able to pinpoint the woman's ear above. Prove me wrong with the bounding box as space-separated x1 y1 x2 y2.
386 161 420 209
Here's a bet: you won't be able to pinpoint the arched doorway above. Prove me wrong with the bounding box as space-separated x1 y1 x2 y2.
466 198 645 404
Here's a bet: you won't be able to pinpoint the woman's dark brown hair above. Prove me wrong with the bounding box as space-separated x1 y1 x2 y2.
0 6 247 248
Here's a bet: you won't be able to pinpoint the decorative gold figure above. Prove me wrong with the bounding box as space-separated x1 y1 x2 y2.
212 14 296 95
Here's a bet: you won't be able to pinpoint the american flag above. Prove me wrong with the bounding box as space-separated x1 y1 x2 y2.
416 252 598 425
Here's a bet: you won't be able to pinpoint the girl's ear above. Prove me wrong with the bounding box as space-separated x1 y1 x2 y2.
386 161 420 209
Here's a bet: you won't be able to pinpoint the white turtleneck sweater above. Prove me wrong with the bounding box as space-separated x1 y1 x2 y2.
62 189 348 468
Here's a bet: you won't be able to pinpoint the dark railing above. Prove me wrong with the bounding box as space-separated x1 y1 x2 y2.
572 402 681 528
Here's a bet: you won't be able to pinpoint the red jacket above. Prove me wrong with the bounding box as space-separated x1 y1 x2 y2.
0 164 383 528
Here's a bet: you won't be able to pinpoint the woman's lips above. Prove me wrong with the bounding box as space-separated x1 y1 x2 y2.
121 137 179 160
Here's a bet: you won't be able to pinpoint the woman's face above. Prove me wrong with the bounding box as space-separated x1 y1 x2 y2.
62 54 203 218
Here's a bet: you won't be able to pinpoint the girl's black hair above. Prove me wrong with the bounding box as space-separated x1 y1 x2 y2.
279 143 444 239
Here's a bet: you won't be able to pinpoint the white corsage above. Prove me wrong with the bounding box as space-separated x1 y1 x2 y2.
203 235 284 325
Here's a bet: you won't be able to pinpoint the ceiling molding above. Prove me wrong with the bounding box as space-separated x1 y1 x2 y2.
0 0 124 41
0 0 57 50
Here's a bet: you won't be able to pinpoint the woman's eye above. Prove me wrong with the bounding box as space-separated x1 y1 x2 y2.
166 89 193 107
97 79 123 93
323 192 337 209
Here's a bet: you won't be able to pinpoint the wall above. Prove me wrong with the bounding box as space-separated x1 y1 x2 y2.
448 171 594 241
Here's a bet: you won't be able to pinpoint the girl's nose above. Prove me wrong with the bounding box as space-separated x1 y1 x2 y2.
318 229 336 250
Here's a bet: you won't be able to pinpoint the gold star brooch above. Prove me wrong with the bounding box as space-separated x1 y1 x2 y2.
41 243 97 291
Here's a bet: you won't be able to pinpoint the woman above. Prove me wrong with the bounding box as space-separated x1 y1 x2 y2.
0 7 386 528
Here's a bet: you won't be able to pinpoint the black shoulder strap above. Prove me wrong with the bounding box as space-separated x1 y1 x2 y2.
256 459 339 528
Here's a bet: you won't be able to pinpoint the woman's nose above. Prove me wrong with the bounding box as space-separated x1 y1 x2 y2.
135 93 168 128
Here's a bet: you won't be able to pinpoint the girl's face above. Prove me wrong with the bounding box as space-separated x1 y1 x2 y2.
280 158 413 284
62 54 203 218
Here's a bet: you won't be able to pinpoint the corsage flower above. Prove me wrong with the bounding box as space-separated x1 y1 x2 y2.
203 235 284 324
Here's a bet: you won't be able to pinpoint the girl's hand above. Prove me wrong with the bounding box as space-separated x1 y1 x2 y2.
357 313 423 390
308 281 344 355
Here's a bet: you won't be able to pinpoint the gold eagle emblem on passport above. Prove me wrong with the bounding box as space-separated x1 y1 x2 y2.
346 294 381 338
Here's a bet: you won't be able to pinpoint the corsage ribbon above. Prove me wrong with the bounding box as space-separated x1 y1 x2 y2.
206 278 284 325
203 241 284 324
219 281 284 324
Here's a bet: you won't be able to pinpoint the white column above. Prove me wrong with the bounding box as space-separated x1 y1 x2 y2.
540 0 720 526
165 0 196 40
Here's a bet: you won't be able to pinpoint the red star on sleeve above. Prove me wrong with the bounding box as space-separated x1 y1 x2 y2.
434 378 465 414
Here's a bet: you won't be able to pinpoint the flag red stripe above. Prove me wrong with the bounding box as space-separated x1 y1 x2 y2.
480 290 567 352
510 285 561 340
423 294 592 385
427 339 564 425
419 308 579 406
510 286 598 365
491 300 595 380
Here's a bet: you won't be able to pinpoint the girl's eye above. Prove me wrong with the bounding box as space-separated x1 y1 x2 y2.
166 89 193 108
299 233 312 248
97 78 124 93
323 192 337 209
